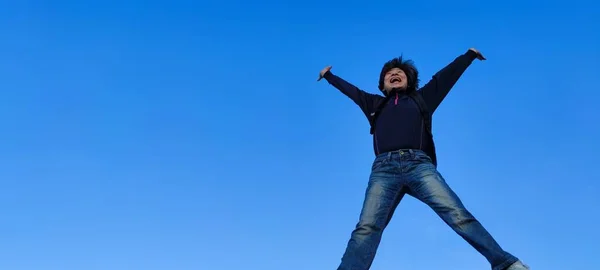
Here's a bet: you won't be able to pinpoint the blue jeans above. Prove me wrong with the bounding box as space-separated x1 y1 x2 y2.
337 149 519 270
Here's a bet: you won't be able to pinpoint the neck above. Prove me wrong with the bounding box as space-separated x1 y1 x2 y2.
385 87 410 96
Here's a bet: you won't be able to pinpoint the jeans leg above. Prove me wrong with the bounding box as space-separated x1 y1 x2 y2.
405 158 518 270
338 159 405 270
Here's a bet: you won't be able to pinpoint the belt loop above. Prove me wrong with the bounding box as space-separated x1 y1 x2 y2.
387 151 392 160
408 149 415 158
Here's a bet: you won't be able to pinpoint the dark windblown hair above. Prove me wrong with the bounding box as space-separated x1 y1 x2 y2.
378 56 420 94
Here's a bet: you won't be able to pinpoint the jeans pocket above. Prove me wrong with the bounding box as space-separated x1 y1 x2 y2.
415 153 433 164
371 158 389 171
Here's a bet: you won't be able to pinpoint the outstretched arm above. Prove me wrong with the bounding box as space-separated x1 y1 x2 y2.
419 48 485 112
318 66 382 117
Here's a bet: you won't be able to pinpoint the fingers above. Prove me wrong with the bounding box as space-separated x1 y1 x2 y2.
469 48 486 61
317 66 332 81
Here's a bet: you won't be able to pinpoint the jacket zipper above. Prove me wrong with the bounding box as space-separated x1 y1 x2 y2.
374 131 380 155
419 119 424 150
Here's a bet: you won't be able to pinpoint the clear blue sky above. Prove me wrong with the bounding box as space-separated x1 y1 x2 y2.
1 1 598 270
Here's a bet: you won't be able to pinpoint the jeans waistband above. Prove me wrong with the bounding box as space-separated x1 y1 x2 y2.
375 149 427 160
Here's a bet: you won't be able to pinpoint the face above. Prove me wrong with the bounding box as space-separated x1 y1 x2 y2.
383 68 408 92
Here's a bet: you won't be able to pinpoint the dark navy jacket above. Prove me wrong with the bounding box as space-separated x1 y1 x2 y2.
323 50 478 161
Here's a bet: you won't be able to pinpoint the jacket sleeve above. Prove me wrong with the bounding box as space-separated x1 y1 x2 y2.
323 70 383 118
419 50 478 112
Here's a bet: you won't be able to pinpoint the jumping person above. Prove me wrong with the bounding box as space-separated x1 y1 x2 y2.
318 48 529 270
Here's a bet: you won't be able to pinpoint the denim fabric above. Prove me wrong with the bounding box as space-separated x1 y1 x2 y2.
337 149 519 270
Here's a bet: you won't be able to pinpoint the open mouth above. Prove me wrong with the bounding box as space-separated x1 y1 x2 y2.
390 77 402 83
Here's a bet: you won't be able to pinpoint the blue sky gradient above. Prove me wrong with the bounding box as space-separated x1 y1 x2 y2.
1 1 599 269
